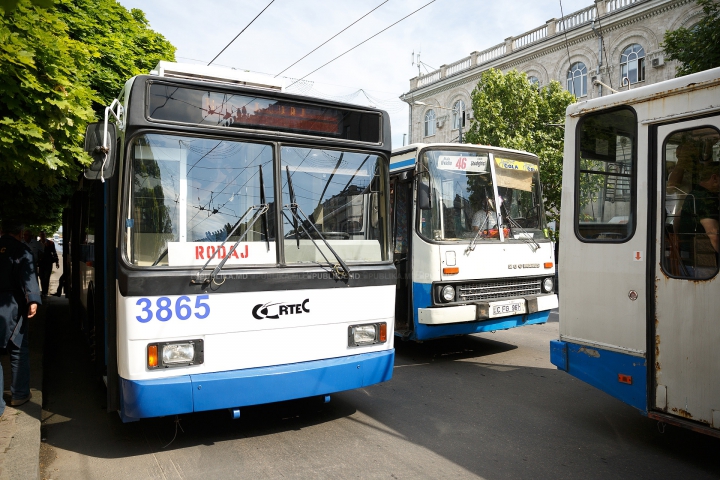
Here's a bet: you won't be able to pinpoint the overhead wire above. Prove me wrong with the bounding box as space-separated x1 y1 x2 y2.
275 0 389 77
288 0 439 88
207 0 276 66
558 0 573 86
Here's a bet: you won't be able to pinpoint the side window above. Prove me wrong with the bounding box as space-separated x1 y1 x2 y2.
575 108 637 241
662 127 720 279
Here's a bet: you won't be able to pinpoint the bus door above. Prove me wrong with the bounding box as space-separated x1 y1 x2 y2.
653 116 720 429
390 172 413 332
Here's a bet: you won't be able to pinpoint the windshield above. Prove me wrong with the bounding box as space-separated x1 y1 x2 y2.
418 149 547 242
127 133 275 267
125 133 388 267
281 146 388 264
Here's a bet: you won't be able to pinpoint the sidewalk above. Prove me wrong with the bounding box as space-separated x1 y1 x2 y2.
0 262 63 479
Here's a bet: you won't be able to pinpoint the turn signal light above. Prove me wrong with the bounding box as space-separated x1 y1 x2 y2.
147 345 158 368
618 374 632 384
443 267 459 274
544 262 553 268
379 323 387 342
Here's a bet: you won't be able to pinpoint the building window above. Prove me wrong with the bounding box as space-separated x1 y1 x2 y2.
424 109 436 137
567 62 587 97
528 75 540 87
452 100 465 130
620 44 645 85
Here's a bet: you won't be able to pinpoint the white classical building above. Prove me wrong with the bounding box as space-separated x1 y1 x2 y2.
400 0 703 144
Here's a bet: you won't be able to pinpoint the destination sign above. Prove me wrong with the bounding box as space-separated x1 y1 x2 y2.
147 83 381 143
436 155 488 172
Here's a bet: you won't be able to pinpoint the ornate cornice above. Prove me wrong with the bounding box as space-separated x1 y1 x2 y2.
401 0 693 102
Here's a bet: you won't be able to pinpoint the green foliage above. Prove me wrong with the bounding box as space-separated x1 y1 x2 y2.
0 0 96 190
663 0 720 76
55 0 176 113
464 69 575 231
0 0 175 228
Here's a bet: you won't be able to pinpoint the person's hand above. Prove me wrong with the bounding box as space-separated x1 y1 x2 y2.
27 303 37 318
56 262 60 269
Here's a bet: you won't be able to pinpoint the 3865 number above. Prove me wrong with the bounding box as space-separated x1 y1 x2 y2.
135 295 210 323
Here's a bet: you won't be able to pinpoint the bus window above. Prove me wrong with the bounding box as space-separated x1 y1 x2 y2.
575 108 636 241
127 134 275 267
280 146 388 263
662 126 720 279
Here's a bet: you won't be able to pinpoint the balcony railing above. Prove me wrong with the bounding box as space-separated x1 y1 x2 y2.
446 56 472 76
513 25 548 49
556 5 596 33
409 0 649 91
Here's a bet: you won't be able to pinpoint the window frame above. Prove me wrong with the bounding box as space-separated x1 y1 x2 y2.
620 44 646 86
452 100 465 130
573 106 639 244
567 62 588 98
424 109 436 137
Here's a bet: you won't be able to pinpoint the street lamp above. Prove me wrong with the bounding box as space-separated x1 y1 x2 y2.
414 101 464 143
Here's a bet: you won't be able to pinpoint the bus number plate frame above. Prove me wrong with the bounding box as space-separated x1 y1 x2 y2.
488 299 526 318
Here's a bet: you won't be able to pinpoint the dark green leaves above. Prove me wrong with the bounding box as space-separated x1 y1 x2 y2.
663 0 720 76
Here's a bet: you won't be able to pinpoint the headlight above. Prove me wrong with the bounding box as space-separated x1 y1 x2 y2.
542 277 554 293
163 343 194 364
441 285 455 302
348 323 387 347
147 339 204 369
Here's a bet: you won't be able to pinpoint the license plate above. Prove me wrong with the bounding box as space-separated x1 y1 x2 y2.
488 299 526 318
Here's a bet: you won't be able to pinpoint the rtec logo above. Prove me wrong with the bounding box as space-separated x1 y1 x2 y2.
252 299 310 319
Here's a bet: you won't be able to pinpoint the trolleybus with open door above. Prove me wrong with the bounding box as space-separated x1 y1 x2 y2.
551 67 720 437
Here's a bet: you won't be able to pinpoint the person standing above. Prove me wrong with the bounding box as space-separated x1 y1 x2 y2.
38 230 58 297
0 220 41 416
22 229 43 277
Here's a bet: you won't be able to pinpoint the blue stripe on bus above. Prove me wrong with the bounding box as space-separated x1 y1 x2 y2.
407 282 550 340
550 340 647 413
390 158 416 171
118 350 395 421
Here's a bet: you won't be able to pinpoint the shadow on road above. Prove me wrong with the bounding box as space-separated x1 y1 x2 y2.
41 299 720 479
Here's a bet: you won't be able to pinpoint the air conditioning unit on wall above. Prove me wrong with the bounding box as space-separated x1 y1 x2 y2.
466 111 474 120
652 57 665 68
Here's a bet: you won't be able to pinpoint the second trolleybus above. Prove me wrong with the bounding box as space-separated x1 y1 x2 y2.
389 143 558 341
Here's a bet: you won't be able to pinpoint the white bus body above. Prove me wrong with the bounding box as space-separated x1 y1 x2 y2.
390 143 558 341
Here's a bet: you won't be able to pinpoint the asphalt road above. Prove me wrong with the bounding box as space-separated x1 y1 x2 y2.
40 307 720 479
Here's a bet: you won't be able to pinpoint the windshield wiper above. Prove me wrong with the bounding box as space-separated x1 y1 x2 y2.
500 202 540 252
284 166 350 280
191 202 269 287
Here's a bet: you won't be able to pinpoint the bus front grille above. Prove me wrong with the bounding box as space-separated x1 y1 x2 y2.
457 278 542 302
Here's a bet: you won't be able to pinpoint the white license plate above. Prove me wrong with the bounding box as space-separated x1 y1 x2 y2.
488 299 526 318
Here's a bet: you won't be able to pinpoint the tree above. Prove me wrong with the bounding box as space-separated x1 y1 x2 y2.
463 68 575 231
55 0 176 112
0 0 96 224
0 0 175 231
663 0 720 76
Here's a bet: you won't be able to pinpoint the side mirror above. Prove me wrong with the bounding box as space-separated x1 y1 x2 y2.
84 122 117 180
417 177 431 210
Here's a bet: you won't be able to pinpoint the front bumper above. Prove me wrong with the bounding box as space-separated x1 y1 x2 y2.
119 349 394 422
418 293 558 325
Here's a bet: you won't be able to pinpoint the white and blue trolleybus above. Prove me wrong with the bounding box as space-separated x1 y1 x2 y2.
551 67 720 437
389 143 558 340
65 62 395 422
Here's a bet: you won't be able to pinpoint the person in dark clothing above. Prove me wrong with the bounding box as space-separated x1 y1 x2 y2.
38 230 58 297
678 164 720 277
0 220 41 416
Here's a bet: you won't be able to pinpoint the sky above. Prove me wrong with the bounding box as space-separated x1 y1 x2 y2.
118 0 590 148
